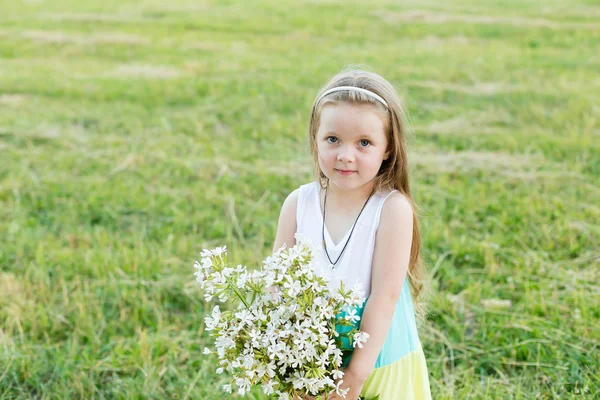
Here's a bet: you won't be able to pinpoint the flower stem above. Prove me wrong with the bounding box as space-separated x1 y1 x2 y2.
225 275 250 308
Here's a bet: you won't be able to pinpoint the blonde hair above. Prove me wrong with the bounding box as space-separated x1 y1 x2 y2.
307 67 429 319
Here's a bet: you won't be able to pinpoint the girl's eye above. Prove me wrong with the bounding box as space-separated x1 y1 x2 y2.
326 136 338 144
359 139 371 147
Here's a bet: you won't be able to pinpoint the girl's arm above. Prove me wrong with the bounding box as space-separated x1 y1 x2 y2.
272 188 299 253
344 192 414 384
268 189 300 295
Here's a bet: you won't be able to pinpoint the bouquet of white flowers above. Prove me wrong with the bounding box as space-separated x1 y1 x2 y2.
195 234 373 399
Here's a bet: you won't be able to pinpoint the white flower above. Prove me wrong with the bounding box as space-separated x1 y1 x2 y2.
202 347 212 355
277 391 290 400
262 379 277 395
234 309 254 326
294 232 316 251
353 331 370 349
266 362 277 378
222 267 234 278
248 328 261 348
211 271 226 285
319 305 335 320
235 376 251 395
332 369 344 380
200 248 213 258
236 272 249 288
213 246 227 257
344 308 360 324
335 379 349 398
205 305 221 331
214 334 235 355
283 277 302 297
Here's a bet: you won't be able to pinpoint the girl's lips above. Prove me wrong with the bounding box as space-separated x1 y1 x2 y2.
336 169 356 176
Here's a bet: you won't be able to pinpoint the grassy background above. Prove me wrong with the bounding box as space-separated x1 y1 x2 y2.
1 0 599 398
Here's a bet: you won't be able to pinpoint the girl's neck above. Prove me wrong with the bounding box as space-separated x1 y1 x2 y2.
322 181 377 211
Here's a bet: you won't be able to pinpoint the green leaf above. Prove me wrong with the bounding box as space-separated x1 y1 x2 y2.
358 395 380 400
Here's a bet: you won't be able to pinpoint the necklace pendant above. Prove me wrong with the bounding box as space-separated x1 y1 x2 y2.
330 263 335 270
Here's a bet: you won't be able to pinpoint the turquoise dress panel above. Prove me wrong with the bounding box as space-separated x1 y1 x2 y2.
337 276 419 369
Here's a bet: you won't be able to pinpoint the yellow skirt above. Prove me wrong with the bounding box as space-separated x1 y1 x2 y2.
360 344 432 400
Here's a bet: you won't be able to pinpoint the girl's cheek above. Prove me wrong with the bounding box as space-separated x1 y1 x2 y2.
318 147 332 158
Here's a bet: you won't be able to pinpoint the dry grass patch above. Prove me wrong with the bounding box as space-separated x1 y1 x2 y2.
416 34 471 47
22 30 149 45
378 10 600 30
148 4 211 13
425 117 472 134
184 42 222 51
40 12 147 23
210 157 312 180
111 64 180 79
411 150 545 173
481 298 513 309
0 94 28 106
422 107 514 135
0 273 22 301
411 80 523 96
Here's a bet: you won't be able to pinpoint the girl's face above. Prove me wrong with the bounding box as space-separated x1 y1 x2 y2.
316 103 390 192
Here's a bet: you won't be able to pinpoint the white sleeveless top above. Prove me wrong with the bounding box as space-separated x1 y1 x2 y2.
295 181 399 298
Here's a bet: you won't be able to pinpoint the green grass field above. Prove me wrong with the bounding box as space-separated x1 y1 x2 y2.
1 0 599 398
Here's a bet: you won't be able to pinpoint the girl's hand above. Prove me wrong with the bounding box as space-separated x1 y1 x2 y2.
327 369 365 400
294 368 366 400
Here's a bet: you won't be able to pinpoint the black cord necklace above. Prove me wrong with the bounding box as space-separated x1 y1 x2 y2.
322 184 376 270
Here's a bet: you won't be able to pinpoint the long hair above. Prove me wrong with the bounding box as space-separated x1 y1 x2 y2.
307 67 429 319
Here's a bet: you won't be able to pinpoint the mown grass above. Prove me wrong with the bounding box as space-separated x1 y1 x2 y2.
0 0 598 399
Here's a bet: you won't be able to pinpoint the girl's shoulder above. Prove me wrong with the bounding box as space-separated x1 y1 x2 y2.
295 181 320 197
299 180 319 189
281 182 319 211
374 185 399 199
378 191 414 233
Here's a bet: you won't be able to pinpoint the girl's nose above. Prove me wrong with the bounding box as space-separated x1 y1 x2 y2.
337 145 355 162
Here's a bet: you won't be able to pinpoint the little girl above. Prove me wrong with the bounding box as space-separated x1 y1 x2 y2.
272 69 432 400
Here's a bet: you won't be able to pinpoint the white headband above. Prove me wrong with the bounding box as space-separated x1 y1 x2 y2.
316 85 389 109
